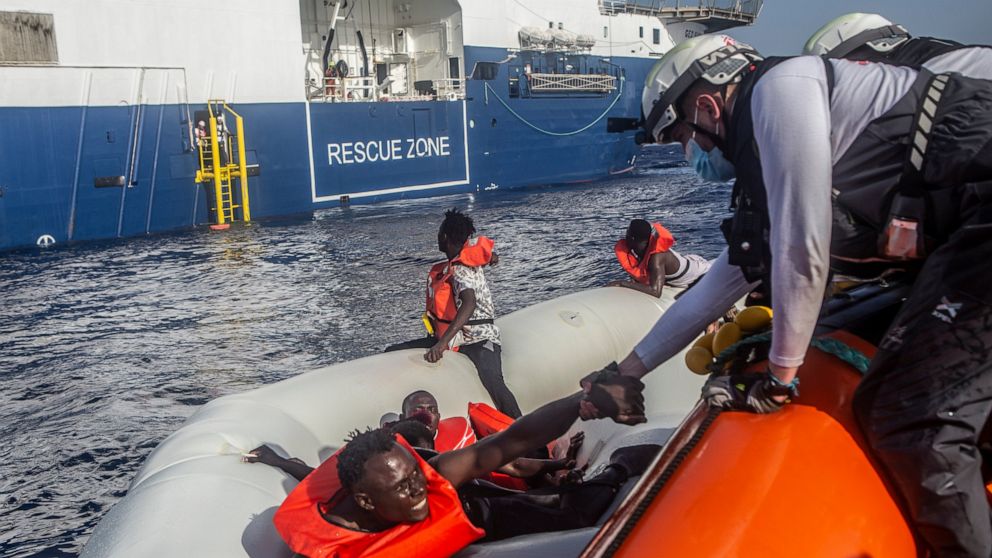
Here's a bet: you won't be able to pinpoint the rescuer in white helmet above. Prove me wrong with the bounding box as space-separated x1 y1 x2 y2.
577 33 992 556
804 12 992 79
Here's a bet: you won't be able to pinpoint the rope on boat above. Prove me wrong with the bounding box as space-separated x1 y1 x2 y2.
710 331 871 375
482 75 625 137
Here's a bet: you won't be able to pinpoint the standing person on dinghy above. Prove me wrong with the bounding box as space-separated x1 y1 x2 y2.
579 34 992 557
609 218 711 297
386 209 522 418
268 376 646 557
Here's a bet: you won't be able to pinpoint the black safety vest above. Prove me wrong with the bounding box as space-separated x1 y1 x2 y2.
871 37 971 68
721 56 992 284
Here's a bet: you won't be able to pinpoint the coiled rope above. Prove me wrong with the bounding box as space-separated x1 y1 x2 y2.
710 331 871 375
483 75 625 137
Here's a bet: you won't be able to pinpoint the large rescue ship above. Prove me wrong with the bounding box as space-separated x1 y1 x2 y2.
0 0 760 251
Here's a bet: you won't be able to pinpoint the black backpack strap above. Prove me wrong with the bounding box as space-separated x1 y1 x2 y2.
820 56 836 101
904 72 952 188
878 72 953 259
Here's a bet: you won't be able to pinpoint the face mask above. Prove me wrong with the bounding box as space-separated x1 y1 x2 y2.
684 106 736 183
685 139 736 183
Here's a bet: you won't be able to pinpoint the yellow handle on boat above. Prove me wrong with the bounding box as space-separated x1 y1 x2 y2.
422 312 435 336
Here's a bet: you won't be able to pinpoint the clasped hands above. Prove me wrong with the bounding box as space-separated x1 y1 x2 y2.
578 363 647 425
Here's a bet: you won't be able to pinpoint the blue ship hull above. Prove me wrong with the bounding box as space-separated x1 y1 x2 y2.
0 49 656 251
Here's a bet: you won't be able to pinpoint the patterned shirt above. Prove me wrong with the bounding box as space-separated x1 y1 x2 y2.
450 264 500 347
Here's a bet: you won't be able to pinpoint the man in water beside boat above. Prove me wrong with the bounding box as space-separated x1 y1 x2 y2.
386 209 522 419
609 218 711 297
248 376 649 556
578 33 992 556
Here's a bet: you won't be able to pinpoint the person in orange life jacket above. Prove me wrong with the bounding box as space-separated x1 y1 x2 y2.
244 419 439 483
394 390 579 484
247 391 580 485
398 390 475 452
609 219 712 297
263 379 648 556
385 209 522 418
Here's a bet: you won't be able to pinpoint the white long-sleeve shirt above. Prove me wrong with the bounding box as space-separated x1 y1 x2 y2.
635 57 919 370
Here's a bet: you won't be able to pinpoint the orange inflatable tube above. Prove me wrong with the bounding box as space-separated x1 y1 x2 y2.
584 331 919 557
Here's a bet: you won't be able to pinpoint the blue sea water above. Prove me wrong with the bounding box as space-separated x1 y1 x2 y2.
0 145 729 557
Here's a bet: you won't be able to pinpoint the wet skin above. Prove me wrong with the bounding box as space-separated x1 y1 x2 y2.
402 392 441 435
333 444 429 530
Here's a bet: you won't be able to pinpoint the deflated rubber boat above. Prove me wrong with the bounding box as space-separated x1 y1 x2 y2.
81 287 706 557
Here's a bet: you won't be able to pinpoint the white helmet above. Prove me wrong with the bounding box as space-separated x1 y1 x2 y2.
803 13 910 58
642 34 762 144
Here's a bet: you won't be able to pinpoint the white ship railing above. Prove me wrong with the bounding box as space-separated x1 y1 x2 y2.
435 78 466 100
317 76 465 102
322 76 377 102
599 0 762 25
527 73 617 93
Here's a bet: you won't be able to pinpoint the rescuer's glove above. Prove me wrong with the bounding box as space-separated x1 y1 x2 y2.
702 370 798 414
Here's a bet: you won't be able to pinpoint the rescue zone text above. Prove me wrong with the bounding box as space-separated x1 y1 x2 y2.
327 136 452 165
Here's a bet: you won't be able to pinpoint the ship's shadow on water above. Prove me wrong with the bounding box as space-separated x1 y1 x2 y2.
0 146 728 556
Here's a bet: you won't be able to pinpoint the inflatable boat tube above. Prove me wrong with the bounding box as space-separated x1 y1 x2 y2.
583 330 919 557
81 287 706 557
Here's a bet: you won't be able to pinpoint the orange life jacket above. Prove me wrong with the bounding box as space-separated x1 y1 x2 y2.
435 416 477 453
425 236 495 338
470 402 556 455
614 222 676 285
468 401 515 438
273 436 485 558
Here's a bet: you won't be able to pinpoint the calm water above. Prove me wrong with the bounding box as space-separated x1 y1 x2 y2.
0 145 728 557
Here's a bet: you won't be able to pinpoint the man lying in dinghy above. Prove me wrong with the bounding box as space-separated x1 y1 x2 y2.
379 390 476 452
247 376 649 557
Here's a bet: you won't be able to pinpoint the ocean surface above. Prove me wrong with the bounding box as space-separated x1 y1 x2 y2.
0 145 729 557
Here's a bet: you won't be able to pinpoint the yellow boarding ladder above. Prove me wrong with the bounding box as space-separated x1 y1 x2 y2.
195 100 252 227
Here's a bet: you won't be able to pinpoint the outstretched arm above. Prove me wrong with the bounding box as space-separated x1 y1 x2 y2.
497 457 575 478
243 445 314 482
618 251 755 379
431 379 641 488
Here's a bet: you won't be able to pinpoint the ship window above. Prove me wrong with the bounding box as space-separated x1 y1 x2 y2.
549 21 554 29
471 62 499 81
558 22 563 30
652 29 660 45
603 26 608 38
449 57 460 87
0 11 57 63
639 27 644 39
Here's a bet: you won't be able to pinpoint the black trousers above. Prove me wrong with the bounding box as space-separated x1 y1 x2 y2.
385 336 522 418
460 465 626 541
853 202 992 557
